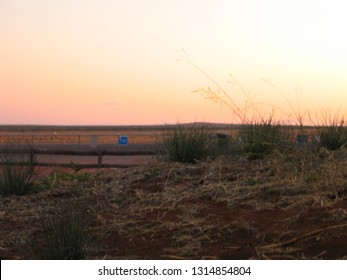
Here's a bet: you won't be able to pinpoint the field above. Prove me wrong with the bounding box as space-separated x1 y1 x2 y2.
1 124 347 259
0 125 175 167
0 126 164 145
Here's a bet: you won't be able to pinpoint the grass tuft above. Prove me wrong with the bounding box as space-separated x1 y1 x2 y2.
162 123 215 163
0 145 38 196
238 119 292 160
25 206 89 260
284 145 327 184
315 114 347 150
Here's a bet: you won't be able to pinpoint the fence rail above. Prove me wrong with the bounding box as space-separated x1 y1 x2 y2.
0 132 161 168
0 147 159 168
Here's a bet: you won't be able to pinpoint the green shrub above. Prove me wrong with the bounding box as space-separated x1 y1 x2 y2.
162 123 214 163
238 119 292 159
317 122 347 151
25 207 89 260
314 112 347 150
0 145 38 196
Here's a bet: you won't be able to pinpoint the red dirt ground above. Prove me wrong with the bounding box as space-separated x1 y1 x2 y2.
1 151 347 260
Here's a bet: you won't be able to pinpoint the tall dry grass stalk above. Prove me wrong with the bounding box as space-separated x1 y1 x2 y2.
178 49 316 128
178 49 250 124
178 51 347 163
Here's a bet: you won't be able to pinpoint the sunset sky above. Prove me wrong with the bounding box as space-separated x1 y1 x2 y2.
1 0 347 125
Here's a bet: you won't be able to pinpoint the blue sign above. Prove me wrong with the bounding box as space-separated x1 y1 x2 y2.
118 136 128 145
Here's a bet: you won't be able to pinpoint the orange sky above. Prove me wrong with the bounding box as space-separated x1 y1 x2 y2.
1 0 347 125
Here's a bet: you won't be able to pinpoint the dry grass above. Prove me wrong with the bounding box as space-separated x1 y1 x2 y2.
0 133 161 145
1 146 347 259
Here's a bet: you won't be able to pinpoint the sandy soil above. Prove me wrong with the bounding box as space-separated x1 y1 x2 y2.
1 149 347 260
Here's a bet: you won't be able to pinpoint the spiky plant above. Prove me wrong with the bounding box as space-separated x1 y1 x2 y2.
25 206 89 260
162 123 214 163
0 145 38 196
238 119 292 160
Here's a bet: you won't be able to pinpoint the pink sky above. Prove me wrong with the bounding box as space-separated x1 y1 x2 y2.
1 0 347 125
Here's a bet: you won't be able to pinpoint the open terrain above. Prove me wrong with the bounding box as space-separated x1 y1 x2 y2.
1 149 347 259
0 124 233 168
0 125 168 168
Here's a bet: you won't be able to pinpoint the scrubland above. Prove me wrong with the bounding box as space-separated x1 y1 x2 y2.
1 120 347 259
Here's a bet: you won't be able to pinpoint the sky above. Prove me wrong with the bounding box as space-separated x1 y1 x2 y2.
1 0 347 125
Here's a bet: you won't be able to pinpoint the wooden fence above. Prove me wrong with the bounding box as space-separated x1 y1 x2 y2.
0 133 161 168
0 147 159 169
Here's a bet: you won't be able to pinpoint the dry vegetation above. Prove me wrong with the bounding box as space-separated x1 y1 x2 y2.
1 143 347 259
3 54 346 260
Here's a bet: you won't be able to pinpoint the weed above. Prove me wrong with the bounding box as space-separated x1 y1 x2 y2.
25 205 89 260
247 177 257 186
48 170 93 184
0 145 38 196
314 113 347 150
74 173 93 183
238 119 292 160
162 123 214 163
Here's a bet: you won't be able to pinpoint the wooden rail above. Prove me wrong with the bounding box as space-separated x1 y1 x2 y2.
0 147 159 169
0 132 163 168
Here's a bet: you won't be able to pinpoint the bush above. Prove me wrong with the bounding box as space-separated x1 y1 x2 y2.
0 145 38 196
25 206 89 260
238 119 292 159
317 122 347 151
313 112 347 150
162 123 214 163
